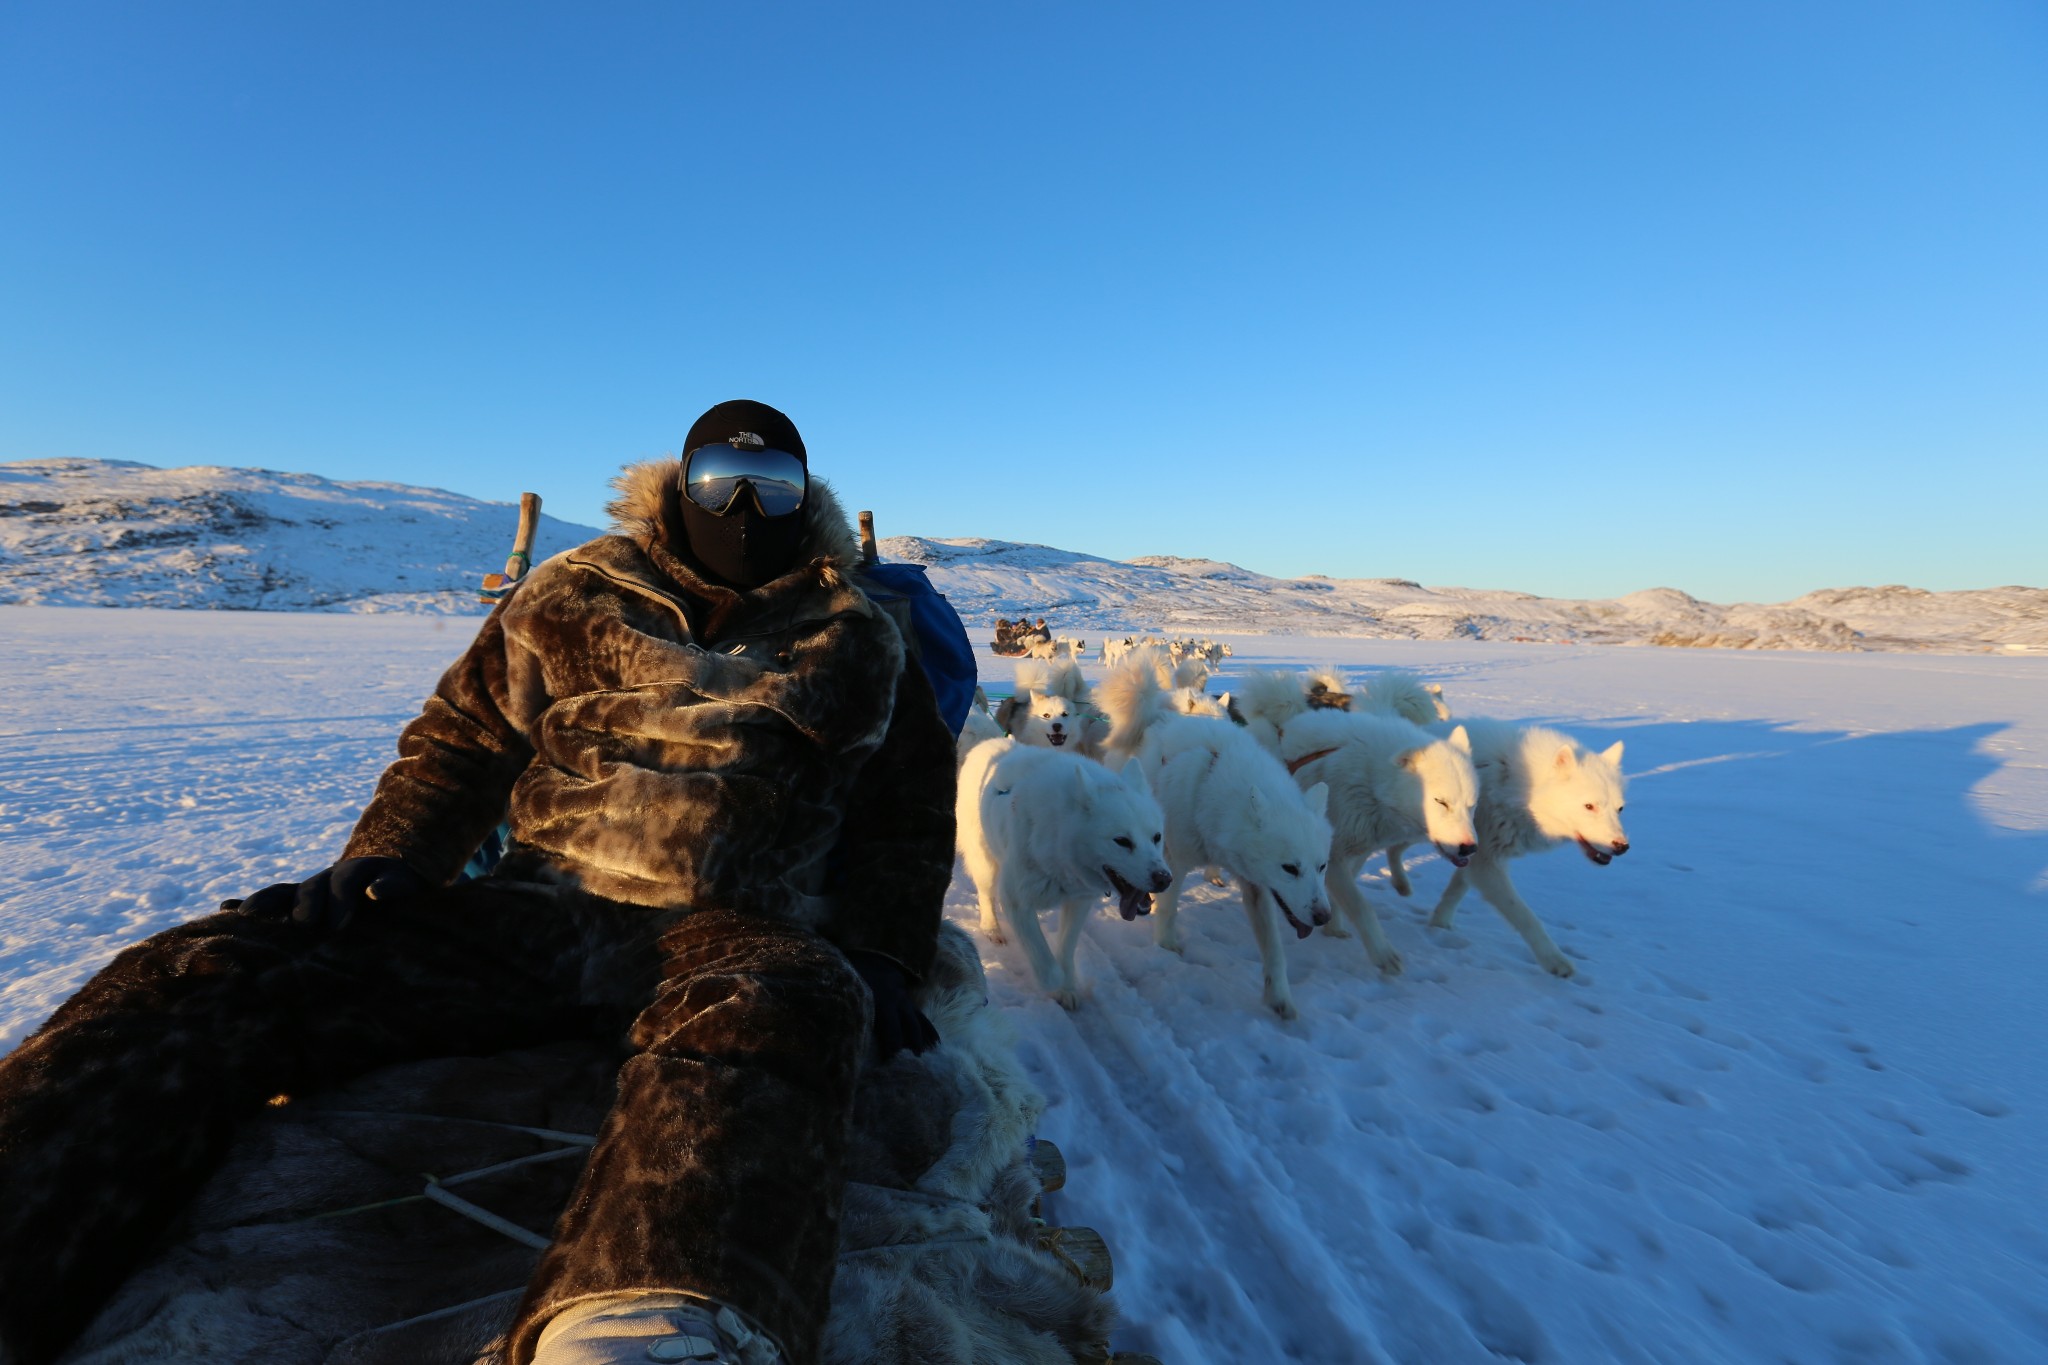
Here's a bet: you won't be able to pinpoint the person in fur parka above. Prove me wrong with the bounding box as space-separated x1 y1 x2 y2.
0 401 958 1365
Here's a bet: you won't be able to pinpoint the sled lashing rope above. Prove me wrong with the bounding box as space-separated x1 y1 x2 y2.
290 1109 593 1249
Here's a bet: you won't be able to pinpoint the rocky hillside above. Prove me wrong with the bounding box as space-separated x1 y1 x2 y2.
881 538 2047 654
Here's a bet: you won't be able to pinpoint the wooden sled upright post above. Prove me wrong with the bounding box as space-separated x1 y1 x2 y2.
480 492 542 605
858 508 878 566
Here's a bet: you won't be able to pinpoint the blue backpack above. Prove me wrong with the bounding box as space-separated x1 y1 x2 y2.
855 561 979 736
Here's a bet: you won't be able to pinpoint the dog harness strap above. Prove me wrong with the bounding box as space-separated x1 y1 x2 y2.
1286 746 1339 776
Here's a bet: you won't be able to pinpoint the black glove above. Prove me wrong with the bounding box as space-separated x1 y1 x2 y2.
848 950 940 1061
228 857 428 931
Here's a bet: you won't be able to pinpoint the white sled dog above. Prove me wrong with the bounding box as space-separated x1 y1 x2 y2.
1120 645 1215 701
1236 671 1478 974
1098 662 1334 1019
993 658 1110 758
1283 666 1451 725
1389 720 1629 977
1358 669 1451 725
1025 636 1086 662
1171 687 1229 719
955 686 1006 771
956 738 1173 1008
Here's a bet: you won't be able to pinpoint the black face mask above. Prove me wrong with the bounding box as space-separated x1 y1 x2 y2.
675 472 808 589
671 402 811 589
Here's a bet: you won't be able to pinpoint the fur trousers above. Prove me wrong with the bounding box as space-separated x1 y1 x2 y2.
0 883 872 1365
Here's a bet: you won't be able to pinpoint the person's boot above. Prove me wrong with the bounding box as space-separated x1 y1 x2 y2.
530 1293 783 1365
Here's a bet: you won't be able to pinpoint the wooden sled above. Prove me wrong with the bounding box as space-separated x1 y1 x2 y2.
990 626 1052 658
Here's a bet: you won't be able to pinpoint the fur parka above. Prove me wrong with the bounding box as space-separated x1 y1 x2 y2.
341 460 956 977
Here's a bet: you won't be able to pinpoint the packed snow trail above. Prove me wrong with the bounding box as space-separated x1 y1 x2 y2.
2 608 2044 1362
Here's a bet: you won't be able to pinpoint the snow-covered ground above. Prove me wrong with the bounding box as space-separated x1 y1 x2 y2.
3 606 2045 1363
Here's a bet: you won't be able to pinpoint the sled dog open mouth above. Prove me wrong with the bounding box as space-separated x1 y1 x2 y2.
1435 841 1472 868
1576 836 1614 866
1046 732 1067 747
1269 889 1327 939
1105 866 1152 919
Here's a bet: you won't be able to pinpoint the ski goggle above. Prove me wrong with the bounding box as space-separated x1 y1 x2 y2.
682 439 807 517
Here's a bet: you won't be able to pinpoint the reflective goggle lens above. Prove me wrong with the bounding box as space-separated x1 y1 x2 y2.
684 444 807 517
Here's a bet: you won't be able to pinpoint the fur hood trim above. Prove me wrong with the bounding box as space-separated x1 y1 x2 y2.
606 457 864 573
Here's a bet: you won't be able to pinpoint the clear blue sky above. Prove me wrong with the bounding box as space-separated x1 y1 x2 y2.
2 1 2042 602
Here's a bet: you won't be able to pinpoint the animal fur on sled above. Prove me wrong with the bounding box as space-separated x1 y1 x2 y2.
62 926 1115 1365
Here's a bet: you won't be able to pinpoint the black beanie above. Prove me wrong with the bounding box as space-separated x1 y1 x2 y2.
684 399 807 463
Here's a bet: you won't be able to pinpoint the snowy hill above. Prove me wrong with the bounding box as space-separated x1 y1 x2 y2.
3 459 2042 651
0 458 600 613
882 535 2048 654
